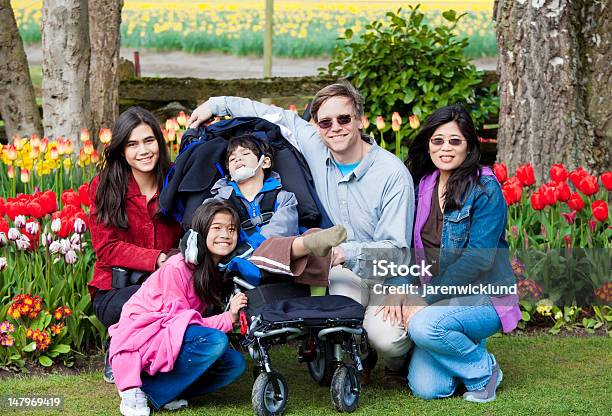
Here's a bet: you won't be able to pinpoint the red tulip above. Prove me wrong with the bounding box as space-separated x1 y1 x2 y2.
561 210 577 225
568 167 588 189
28 201 45 219
588 220 597 232
78 183 90 207
600 172 612 191
541 184 557 206
563 234 571 249
0 217 8 235
549 164 568 182
577 175 599 196
41 191 57 214
592 200 609 222
61 190 81 208
502 182 522 206
493 163 508 183
566 192 585 211
556 181 571 202
516 164 535 186
0 197 5 218
530 190 545 210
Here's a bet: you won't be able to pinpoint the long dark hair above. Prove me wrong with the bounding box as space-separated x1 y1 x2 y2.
406 105 482 212
95 107 171 229
191 201 240 307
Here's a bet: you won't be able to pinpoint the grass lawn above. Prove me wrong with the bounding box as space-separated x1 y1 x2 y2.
0 335 610 415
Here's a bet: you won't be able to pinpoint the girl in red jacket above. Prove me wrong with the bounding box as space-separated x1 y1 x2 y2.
88 107 182 382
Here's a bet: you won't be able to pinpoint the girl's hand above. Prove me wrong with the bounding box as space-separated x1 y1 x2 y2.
229 292 248 323
156 252 168 268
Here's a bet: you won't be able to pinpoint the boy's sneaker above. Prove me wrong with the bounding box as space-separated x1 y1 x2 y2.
162 398 189 411
119 387 150 416
463 355 503 403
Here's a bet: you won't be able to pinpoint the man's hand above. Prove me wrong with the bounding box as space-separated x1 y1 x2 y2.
374 293 406 326
228 292 248 323
331 246 346 266
187 100 214 128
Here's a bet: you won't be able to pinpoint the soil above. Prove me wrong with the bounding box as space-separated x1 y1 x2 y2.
0 351 104 380
24 45 497 79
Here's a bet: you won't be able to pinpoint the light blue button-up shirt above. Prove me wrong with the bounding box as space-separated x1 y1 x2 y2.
210 96 415 278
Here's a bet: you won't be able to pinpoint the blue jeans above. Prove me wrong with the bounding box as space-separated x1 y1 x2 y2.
141 325 246 409
407 296 501 400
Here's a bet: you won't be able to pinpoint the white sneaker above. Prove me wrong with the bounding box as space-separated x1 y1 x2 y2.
162 398 188 410
119 387 150 416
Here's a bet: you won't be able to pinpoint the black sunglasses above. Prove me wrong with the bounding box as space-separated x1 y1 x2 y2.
317 114 353 129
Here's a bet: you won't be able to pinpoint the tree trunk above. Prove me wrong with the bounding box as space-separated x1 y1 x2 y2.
88 0 123 145
494 0 611 181
41 0 91 144
0 0 42 140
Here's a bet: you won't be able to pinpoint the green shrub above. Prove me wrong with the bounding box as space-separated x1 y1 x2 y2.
324 6 499 155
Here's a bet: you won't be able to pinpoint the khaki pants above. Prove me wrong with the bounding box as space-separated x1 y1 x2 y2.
328 266 412 371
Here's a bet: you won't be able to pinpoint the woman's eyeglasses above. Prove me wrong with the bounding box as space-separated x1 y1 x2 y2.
429 137 466 147
317 114 353 129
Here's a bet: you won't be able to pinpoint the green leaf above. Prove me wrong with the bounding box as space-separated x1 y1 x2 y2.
39 355 53 367
50 344 70 354
442 10 457 22
521 311 531 322
344 28 353 39
22 342 37 352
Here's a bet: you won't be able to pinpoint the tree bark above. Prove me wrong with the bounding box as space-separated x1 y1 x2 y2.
494 0 611 181
0 0 42 140
88 0 123 145
41 0 91 144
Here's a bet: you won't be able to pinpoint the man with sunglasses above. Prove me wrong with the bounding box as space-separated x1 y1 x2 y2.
188 80 415 388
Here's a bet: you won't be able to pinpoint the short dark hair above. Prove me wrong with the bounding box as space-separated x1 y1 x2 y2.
310 79 365 122
225 134 274 176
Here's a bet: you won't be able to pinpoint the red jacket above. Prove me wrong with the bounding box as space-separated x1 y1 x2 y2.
88 173 182 297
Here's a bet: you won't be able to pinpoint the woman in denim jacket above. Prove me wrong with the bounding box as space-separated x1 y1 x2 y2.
402 105 520 402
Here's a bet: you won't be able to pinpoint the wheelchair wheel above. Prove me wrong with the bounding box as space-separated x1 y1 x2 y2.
330 365 360 413
252 371 289 416
307 339 335 386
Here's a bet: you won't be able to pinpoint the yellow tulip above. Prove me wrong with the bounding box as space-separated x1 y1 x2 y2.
409 115 420 130
7 165 15 179
376 116 385 131
80 128 90 143
391 112 402 132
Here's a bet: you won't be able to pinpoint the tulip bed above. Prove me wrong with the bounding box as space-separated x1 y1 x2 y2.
1 111 611 371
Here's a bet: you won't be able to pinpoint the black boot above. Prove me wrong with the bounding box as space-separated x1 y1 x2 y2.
103 338 114 384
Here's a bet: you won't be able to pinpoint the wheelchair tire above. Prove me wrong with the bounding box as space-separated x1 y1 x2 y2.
307 340 335 386
330 365 360 413
252 371 289 416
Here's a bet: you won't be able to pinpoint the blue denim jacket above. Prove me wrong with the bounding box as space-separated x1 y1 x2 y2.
414 170 516 304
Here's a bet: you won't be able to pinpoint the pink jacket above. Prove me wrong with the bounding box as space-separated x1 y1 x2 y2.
108 254 234 390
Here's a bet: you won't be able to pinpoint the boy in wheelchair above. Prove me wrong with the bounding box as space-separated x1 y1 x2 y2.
205 134 347 293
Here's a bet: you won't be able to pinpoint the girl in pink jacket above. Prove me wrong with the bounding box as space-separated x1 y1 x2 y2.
109 201 248 416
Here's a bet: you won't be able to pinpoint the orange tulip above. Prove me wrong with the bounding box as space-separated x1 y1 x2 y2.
80 128 90 143
409 115 420 129
99 128 112 144
20 168 30 183
376 116 385 130
165 128 176 143
83 140 94 155
176 111 188 127
91 150 100 163
361 116 369 129
6 144 18 161
391 112 402 132
65 139 74 154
